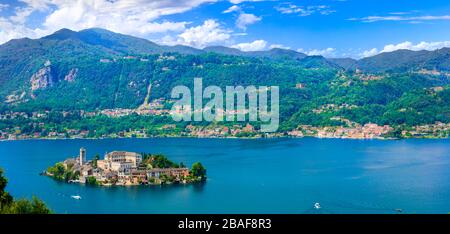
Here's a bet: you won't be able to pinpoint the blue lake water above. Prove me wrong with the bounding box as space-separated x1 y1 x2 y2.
0 137 449 214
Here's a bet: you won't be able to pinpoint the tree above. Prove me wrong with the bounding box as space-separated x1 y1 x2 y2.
92 154 100 168
86 176 98 185
4 196 51 214
47 162 66 180
151 154 179 168
0 168 13 207
190 162 207 180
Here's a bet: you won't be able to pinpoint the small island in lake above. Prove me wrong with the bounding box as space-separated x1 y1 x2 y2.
45 148 206 186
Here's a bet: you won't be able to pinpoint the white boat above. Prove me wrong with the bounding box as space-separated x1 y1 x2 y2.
314 202 321 209
71 195 82 200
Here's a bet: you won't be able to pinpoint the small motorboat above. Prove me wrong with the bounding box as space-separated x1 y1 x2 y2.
71 195 82 200
314 202 321 210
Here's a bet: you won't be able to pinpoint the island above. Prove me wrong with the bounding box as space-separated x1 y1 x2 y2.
45 148 206 186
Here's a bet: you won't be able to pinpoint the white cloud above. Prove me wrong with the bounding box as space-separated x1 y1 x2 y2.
359 48 378 58
161 19 232 48
298 47 337 57
269 44 291 50
276 4 335 16
381 41 450 53
0 3 9 12
229 0 265 4
357 41 450 58
232 40 267 51
223 5 240 14
0 17 38 43
349 15 450 23
236 13 261 30
0 0 217 44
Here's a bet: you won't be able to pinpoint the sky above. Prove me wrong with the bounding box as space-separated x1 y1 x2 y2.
1 0 450 58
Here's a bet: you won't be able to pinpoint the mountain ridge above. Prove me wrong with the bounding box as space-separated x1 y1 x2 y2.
3 27 449 73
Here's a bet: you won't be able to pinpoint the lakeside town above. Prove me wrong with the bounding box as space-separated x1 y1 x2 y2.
45 148 206 186
0 85 449 140
0 107 448 140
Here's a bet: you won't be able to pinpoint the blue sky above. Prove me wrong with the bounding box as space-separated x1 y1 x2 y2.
1 0 450 58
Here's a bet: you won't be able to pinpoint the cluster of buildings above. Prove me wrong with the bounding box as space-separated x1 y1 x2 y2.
416 69 450 77
402 122 450 138
184 123 256 137
100 98 169 118
290 123 393 139
100 107 169 118
62 148 190 186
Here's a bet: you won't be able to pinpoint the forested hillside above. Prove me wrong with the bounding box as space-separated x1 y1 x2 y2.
0 28 449 138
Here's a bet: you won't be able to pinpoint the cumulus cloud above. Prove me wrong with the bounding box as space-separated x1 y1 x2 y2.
161 19 232 48
236 13 261 30
0 0 216 44
232 40 267 51
276 4 335 16
298 47 337 57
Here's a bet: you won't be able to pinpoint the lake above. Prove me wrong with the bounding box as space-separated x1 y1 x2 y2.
0 137 449 214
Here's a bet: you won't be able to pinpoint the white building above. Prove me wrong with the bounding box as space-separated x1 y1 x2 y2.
104 151 142 167
97 151 142 176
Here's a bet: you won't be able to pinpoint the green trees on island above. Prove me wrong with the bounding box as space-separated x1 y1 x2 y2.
0 168 51 214
141 153 184 169
151 154 182 169
85 176 98 186
92 154 100 168
47 162 79 182
190 162 207 181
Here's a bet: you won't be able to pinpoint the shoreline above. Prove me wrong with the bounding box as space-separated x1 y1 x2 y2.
1 134 448 142
43 173 207 187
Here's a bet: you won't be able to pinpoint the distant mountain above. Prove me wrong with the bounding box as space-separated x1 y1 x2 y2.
246 48 307 60
298 56 342 69
203 46 244 56
43 28 204 55
4 27 450 73
204 46 307 60
354 48 450 73
44 28 163 54
17 28 306 60
328 58 357 70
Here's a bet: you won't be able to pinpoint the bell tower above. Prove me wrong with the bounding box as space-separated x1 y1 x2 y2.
79 147 86 165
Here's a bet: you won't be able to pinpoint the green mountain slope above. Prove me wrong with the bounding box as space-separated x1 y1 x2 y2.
0 28 449 132
355 48 450 73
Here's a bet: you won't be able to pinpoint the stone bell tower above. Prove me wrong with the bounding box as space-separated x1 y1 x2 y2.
79 147 86 165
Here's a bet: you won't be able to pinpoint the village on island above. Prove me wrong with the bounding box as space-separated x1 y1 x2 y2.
44 148 206 186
